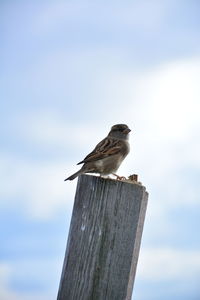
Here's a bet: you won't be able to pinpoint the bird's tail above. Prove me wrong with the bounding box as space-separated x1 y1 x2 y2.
64 169 83 181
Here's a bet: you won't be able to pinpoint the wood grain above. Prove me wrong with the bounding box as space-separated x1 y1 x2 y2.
57 174 148 300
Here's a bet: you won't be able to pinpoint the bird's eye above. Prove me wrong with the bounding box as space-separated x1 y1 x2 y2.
118 128 125 132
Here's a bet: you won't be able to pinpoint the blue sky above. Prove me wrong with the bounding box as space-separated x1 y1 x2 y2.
1 0 200 299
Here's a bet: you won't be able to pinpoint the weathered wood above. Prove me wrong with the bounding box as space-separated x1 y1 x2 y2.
57 174 148 300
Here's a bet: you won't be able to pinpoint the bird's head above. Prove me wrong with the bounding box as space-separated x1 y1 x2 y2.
108 124 131 139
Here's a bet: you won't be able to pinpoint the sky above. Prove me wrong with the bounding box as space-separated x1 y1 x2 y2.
1 0 200 299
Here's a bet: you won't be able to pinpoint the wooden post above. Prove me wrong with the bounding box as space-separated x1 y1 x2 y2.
57 174 148 300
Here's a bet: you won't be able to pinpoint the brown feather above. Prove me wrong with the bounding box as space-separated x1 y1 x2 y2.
77 138 121 165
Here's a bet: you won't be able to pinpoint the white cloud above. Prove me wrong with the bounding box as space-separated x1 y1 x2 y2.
0 263 11 287
135 57 200 141
0 261 57 300
15 111 105 151
135 58 200 183
33 1 169 35
1 56 200 220
0 155 76 219
137 247 200 281
103 56 200 175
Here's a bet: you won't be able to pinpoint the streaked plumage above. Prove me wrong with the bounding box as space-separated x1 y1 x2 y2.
65 124 131 181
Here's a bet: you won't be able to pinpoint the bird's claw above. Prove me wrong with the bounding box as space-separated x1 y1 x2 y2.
117 176 127 180
112 173 127 181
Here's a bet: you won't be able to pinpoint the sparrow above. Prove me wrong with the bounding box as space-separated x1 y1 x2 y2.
64 124 131 181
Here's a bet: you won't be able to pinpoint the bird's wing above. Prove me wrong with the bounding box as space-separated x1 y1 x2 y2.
77 138 121 165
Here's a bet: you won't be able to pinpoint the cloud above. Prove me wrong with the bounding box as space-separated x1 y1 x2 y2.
0 154 76 219
1 56 200 220
137 247 200 281
133 57 200 189
136 57 200 141
15 111 105 151
33 1 168 36
100 55 200 173
0 261 57 300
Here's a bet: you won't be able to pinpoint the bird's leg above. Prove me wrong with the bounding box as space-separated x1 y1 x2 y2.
112 173 127 180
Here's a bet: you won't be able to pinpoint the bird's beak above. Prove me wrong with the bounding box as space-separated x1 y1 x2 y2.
124 128 131 134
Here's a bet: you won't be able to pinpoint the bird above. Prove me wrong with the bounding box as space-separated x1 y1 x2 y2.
64 124 131 181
